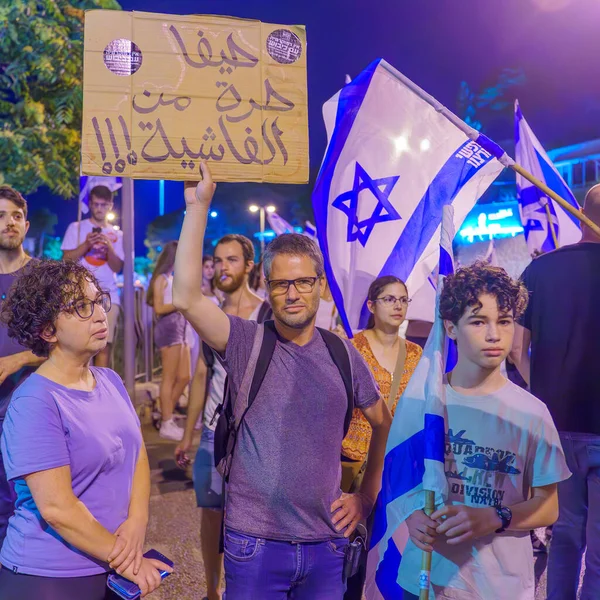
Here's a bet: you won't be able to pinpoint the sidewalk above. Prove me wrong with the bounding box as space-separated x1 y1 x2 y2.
143 422 214 600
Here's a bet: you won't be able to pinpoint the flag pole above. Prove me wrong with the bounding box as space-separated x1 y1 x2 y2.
543 202 559 249
376 61 600 239
419 490 436 600
509 162 600 238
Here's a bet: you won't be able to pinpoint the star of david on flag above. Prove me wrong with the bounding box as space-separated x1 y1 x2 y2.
332 162 401 246
312 59 506 337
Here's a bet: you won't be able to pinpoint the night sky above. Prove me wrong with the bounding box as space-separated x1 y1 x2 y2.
34 0 600 254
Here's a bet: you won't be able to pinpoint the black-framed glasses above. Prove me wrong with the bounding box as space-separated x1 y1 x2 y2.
65 292 111 320
267 277 321 295
375 295 412 307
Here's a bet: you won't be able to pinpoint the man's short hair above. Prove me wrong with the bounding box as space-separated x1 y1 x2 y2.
439 261 528 323
262 233 324 280
89 185 113 203
216 234 255 265
0 185 28 219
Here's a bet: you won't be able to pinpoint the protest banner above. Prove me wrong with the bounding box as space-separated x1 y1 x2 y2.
81 10 309 183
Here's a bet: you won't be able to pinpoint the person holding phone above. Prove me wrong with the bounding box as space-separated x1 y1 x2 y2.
62 185 124 368
0 260 171 599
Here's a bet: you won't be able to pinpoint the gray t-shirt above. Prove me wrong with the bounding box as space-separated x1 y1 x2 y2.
221 315 379 542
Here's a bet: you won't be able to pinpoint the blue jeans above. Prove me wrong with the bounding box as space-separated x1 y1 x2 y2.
193 428 224 509
223 528 348 599
548 432 600 600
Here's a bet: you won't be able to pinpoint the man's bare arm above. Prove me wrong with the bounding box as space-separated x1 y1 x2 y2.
173 163 230 353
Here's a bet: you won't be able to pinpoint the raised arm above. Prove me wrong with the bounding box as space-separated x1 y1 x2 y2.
173 162 230 353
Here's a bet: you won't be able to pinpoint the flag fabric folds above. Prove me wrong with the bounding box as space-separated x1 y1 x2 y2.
312 59 505 337
266 211 295 236
365 206 456 599
514 100 581 255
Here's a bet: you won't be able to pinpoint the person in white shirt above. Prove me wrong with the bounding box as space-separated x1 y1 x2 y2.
61 186 124 368
398 262 570 600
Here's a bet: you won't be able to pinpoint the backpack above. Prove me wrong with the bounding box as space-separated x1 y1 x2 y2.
201 300 272 398
213 320 354 481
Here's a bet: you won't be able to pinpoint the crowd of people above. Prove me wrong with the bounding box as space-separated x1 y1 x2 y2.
0 164 597 599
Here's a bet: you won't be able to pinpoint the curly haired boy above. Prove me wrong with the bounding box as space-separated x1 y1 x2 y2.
398 262 570 600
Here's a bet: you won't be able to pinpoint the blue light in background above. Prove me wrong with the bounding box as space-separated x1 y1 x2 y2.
253 226 304 241
457 201 524 244
159 180 165 216
210 211 218 218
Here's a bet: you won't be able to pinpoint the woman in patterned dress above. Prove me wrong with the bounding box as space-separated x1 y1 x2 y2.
341 275 423 489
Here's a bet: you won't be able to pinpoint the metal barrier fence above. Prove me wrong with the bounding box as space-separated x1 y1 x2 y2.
113 284 161 383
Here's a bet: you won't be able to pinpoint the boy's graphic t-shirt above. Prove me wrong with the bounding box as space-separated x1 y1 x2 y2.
398 380 570 600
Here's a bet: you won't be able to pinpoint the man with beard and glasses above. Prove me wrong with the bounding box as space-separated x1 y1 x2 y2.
173 164 391 599
174 234 270 600
61 186 124 368
0 186 45 545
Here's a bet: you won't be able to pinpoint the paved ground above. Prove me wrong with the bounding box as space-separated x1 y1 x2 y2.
142 423 579 600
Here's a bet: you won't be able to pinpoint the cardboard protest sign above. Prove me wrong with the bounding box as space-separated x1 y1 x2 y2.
81 10 309 183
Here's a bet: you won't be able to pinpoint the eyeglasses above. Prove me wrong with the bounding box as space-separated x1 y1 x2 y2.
375 295 412 307
267 277 321 295
65 292 111 320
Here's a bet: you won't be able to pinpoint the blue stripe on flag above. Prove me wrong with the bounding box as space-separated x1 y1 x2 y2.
312 59 381 336
371 413 445 548
475 133 505 160
358 142 493 328
375 538 405 599
535 149 581 228
438 246 453 277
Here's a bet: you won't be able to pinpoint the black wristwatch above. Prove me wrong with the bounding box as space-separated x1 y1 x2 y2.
495 505 512 533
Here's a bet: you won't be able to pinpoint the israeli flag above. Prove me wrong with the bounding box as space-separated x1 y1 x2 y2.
79 175 122 214
515 100 581 254
312 59 505 337
266 212 295 236
365 206 455 600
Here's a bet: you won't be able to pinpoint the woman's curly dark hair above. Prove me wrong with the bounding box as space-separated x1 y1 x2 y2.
439 261 528 323
1 260 103 357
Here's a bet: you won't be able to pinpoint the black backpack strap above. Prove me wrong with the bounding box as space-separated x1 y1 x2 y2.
201 341 215 399
317 328 354 436
257 300 273 324
247 320 278 408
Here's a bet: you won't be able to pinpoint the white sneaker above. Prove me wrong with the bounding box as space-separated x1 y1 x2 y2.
159 418 184 441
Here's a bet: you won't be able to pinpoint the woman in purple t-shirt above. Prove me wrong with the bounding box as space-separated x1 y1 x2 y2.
0 260 171 599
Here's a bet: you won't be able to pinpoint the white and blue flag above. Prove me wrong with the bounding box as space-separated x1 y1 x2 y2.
312 59 505 337
267 211 295 236
365 206 456 600
515 100 581 254
79 175 122 214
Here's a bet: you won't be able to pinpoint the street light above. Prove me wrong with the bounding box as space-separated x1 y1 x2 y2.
249 204 276 254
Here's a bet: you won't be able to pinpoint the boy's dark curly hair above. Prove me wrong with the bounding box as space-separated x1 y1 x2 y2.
439 261 528 323
1 260 103 357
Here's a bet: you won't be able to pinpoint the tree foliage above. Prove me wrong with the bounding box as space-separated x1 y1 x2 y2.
0 0 120 198
456 68 526 132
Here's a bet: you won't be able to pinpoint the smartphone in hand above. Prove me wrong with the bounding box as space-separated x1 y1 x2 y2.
106 549 174 600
